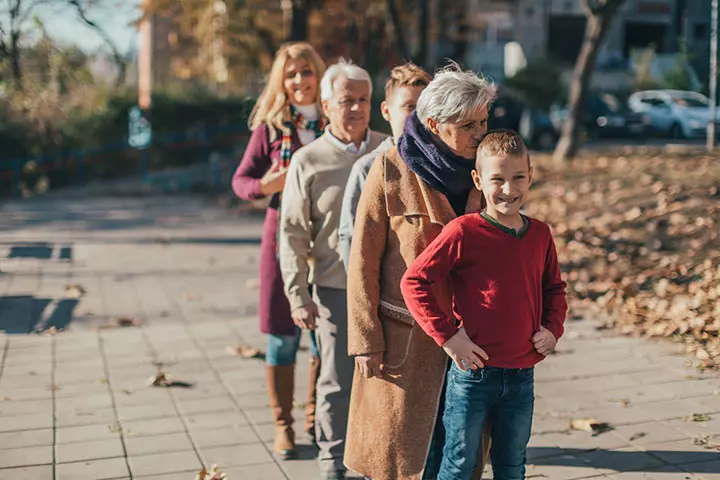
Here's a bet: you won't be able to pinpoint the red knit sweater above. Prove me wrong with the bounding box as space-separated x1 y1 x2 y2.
401 212 568 369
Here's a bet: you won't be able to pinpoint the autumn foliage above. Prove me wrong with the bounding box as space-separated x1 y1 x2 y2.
527 148 720 370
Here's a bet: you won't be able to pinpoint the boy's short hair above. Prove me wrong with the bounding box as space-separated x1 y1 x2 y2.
384 63 432 100
476 129 531 172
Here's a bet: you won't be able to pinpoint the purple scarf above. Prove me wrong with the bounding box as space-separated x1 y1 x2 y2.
397 112 475 214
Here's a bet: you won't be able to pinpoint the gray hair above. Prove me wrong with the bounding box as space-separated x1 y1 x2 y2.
416 63 496 127
320 59 373 101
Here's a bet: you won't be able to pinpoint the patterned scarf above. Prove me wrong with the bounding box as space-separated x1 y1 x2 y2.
279 105 327 167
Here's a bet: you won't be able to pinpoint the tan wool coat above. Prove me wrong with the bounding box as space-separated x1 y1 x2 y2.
344 147 488 480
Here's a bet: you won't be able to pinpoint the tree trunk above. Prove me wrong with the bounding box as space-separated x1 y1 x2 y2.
289 0 308 41
416 0 429 68
385 0 410 60
553 11 615 163
10 31 22 89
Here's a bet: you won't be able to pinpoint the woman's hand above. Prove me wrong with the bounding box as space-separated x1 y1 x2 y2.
356 352 383 379
291 302 318 330
259 165 288 195
442 328 489 371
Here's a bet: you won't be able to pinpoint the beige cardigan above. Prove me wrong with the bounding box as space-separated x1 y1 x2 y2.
279 130 387 310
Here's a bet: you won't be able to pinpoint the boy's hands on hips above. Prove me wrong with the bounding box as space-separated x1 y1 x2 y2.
533 326 557 356
356 352 383 379
443 328 489 371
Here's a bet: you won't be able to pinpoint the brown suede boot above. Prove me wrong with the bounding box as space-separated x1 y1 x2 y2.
265 364 297 460
304 355 321 445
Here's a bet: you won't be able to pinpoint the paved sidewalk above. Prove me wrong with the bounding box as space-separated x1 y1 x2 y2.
0 194 718 480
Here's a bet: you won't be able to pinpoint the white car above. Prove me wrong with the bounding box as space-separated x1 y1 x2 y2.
628 89 720 139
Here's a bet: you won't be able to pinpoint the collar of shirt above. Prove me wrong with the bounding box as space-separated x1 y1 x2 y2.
326 128 371 155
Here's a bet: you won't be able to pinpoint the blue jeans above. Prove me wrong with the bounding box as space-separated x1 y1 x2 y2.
266 328 319 366
438 364 534 480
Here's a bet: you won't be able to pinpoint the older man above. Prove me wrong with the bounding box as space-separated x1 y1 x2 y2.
279 60 388 480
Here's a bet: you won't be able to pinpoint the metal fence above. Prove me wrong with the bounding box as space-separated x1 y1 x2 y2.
0 122 250 198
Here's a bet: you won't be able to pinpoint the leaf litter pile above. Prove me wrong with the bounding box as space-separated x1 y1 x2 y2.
527 149 720 370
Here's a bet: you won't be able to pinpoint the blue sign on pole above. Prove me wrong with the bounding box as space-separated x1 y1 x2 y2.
128 106 152 150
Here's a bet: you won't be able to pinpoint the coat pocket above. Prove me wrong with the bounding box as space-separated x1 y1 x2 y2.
378 302 415 370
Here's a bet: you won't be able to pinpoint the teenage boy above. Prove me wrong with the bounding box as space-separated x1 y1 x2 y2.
338 62 431 270
400 130 568 480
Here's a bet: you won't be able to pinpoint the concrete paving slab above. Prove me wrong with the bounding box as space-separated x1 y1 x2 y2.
55 457 129 480
1 193 719 480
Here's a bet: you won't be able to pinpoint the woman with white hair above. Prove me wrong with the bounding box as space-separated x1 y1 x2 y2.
279 59 387 480
344 63 495 480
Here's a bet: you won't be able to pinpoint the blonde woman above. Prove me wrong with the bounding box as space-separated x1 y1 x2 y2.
232 42 326 460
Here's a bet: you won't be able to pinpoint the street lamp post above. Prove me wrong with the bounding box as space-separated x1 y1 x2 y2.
708 0 718 151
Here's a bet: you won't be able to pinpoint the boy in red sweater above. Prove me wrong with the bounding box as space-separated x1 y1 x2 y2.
400 130 567 480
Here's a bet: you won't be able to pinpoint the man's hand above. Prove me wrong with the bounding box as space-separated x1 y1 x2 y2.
259 165 288 195
291 303 318 330
442 328 489 371
532 326 557 356
356 352 383 379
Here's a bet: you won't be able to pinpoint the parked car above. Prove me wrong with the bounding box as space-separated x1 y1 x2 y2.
628 89 720 139
550 92 649 138
488 90 559 150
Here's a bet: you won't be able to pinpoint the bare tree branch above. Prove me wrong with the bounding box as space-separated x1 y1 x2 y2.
65 0 126 86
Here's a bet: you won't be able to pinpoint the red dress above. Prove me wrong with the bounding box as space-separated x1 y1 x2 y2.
232 124 302 335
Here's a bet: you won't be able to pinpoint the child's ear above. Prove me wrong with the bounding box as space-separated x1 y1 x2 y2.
471 169 483 191
380 100 391 122
528 165 534 187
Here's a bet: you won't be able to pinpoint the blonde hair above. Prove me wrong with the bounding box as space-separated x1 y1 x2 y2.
384 62 431 99
249 42 326 140
476 129 530 171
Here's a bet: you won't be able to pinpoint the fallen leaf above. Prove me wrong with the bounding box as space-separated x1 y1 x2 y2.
148 372 172 387
245 278 260 290
684 413 712 422
184 293 201 302
694 434 720 450
117 317 139 327
615 399 631 408
107 422 124 433
195 464 227 480
65 284 87 299
226 344 263 359
120 389 134 395
42 326 59 336
629 432 647 441
570 418 613 435
147 371 194 389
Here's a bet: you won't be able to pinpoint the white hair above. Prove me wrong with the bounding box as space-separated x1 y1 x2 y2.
416 62 496 127
320 59 373 101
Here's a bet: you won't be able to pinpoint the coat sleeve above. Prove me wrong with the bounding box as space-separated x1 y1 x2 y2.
401 221 464 347
347 157 389 356
278 151 313 311
338 156 372 272
541 231 568 341
231 125 270 201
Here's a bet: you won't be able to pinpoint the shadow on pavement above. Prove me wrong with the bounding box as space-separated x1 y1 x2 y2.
0 296 79 334
5 242 73 261
529 447 720 472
